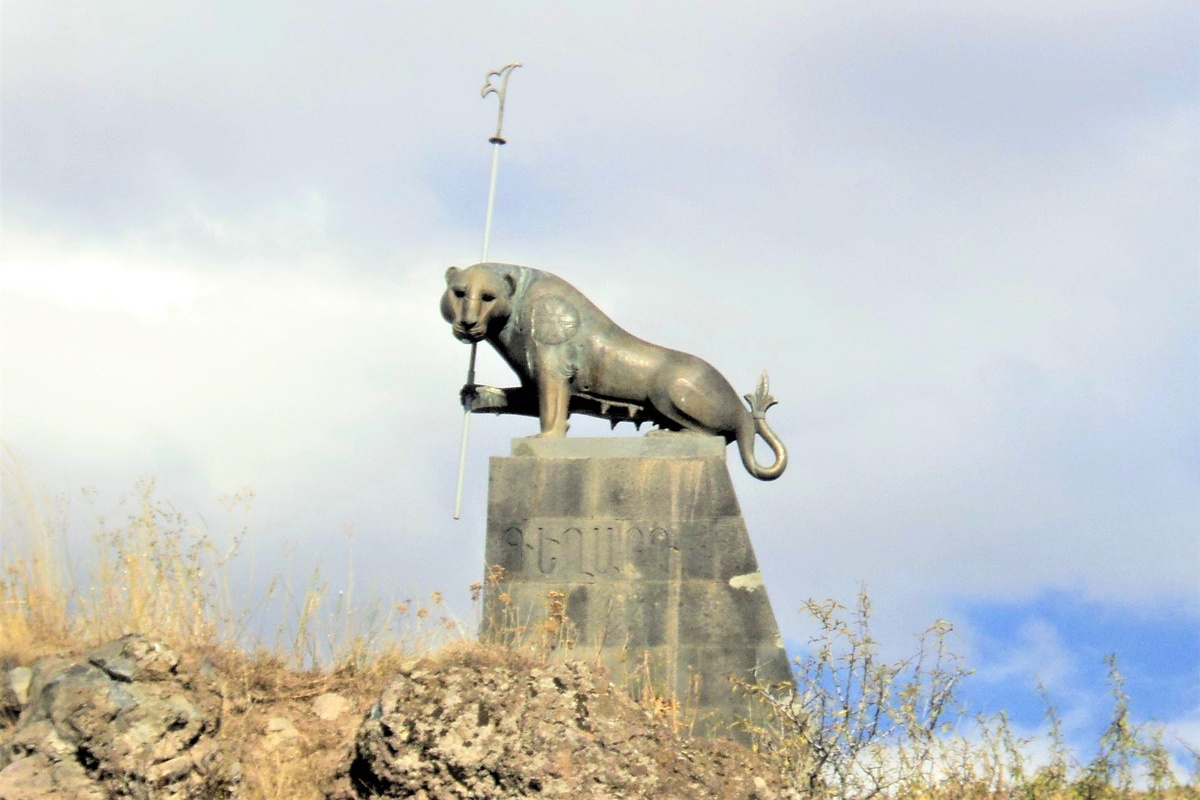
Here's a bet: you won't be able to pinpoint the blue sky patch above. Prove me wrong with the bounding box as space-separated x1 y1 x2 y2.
954 591 1199 738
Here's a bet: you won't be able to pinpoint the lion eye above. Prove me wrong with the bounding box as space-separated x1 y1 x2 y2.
481 293 495 303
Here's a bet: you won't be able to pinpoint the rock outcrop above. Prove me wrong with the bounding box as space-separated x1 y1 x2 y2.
0 634 236 799
328 642 790 800
2 636 787 798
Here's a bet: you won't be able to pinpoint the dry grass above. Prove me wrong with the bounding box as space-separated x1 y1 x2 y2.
477 563 705 738
198 645 420 799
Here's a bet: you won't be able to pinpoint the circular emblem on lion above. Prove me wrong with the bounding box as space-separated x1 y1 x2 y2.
531 295 580 345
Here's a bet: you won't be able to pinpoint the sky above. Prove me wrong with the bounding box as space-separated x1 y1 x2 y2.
2 0 1197 763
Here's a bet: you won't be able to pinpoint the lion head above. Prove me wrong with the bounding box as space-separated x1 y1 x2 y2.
441 264 517 343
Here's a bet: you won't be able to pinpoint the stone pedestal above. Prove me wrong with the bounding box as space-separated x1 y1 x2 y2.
481 436 793 739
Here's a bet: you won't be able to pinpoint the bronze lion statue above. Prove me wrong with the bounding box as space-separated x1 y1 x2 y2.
441 262 786 480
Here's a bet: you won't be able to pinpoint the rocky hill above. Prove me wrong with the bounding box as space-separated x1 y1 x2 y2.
0 634 789 799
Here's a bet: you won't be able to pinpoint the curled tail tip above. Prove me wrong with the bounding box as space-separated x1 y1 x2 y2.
744 369 779 419
739 369 787 480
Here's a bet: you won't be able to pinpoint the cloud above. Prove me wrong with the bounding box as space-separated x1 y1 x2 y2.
1 256 198 321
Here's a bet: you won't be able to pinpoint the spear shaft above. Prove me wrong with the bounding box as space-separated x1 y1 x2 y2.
481 142 502 261
452 346 476 519
454 62 521 520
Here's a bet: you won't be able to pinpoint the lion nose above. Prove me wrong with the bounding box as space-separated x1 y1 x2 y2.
461 300 480 327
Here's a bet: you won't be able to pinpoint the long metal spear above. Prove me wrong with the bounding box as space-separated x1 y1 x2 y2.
454 62 522 520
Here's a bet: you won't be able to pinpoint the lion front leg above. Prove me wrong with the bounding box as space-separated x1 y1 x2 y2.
535 373 571 437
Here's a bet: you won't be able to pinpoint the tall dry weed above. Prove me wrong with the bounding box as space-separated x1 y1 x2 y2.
74 477 226 650
0 453 74 659
2 453 464 670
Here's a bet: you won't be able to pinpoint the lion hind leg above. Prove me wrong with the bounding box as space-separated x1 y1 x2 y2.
653 377 736 442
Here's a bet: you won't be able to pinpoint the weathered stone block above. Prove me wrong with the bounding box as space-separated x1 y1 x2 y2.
482 436 793 741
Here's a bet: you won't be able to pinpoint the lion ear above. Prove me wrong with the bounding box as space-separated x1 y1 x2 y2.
503 273 517 297
445 266 460 285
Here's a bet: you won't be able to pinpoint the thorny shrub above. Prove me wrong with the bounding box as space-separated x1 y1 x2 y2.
738 590 1199 799
738 590 966 798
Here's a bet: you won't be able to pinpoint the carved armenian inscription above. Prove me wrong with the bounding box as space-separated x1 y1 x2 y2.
494 520 676 581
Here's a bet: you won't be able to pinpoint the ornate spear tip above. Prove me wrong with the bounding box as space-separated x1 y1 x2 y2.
481 63 523 144
481 62 523 97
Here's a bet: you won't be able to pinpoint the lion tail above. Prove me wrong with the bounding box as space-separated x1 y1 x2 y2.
736 371 788 481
